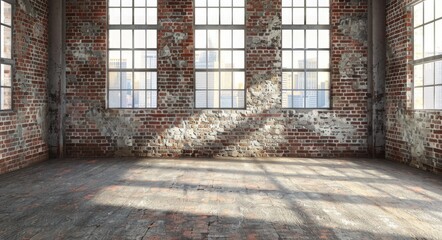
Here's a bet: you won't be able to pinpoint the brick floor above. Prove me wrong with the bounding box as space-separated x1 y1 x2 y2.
0 158 441 239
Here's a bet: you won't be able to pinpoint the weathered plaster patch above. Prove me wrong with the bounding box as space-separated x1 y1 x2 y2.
80 22 100 37
339 52 368 90
248 16 281 48
338 15 368 44
18 0 37 18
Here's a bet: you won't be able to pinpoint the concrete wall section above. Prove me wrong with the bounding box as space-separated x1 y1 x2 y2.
0 0 49 174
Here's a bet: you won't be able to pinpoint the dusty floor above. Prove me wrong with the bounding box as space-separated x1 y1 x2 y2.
0 158 441 240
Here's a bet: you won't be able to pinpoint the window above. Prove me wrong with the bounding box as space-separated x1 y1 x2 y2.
413 0 442 110
194 0 245 109
0 0 12 111
107 0 158 109
281 0 330 109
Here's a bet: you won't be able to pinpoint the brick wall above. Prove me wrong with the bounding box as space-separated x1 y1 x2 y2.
64 0 370 158
0 0 49 174
385 0 442 173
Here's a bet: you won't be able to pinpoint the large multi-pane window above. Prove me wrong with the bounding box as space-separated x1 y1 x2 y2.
194 0 245 109
108 0 157 109
413 0 442 110
0 0 12 111
281 0 330 109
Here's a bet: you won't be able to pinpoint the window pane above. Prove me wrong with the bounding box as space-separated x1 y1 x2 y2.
306 8 318 25
145 51 157 68
208 0 219 7
436 20 442 55
134 72 146 89
282 8 292 25
435 86 442 109
147 72 157 89
220 51 232 68
109 51 121 69
195 8 207 25
208 72 219 89
109 30 121 48
436 0 442 19
414 27 423 60
121 30 133 48
318 90 329 108
318 8 329 25
318 51 329 68
195 0 206 7
436 61 442 85
195 51 207 69
195 30 207 49
318 0 329 7
414 64 424 87
121 51 133 69
121 8 132 24
233 72 245 89
109 8 121 25
424 23 434 58
196 72 207 89
306 51 317 69
293 51 304 69
208 8 220 25
306 72 317 89
232 8 244 25
282 0 292 7
293 30 304 48
424 62 434 86
424 86 435 109
207 90 219 108
134 51 146 68
414 87 424 109
134 8 146 24
220 91 232 108
414 2 423 27
109 0 120 7
1 1 11 26
424 0 434 24
306 91 318 108
147 8 157 24
147 91 157 108
207 51 219 69
306 30 317 49
221 0 232 7
109 72 121 89
318 30 329 48
147 0 157 6
1 87 11 110
121 0 132 7
220 72 232 89
1 26 11 59
121 90 133 108
134 0 145 7
282 72 292 89
293 8 304 25
282 30 292 49
220 30 232 48
232 30 244 48
134 91 146 108
233 0 244 7
146 30 157 48
121 72 133 89
282 91 293 108
232 51 244 68
134 30 145 48
318 72 329 89
282 50 292 69
208 30 219 48
233 91 245 108
221 8 232 25
293 72 305 89
1 64 11 87
109 91 121 108
306 0 318 7
293 91 305 108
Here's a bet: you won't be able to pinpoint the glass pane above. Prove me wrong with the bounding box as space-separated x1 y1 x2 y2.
109 91 121 108
293 8 304 25
1 26 11 59
424 86 434 109
195 51 207 69
207 90 220 108
293 72 305 90
121 0 132 7
109 8 121 25
135 0 146 7
147 8 157 24
195 0 206 7
134 91 146 108
318 51 329 69
220 51 232 68
306 30 317 49
221 0 232 7
233 91 245 108
282 8 292 25
147 0 157 6
146 91 157 108
436 20 442 55
146 51 157 68
220 91 232 108
233 0 244 7
220 72 232 89
195 30 207 49
146 72 157 89
134 8 146 25
121 51 133 69
1 1 11 26
134 72 146 89
208 8 220 25
282 51 292 69
282 0 292 7
318 90 330 108
318 8 329 25
282 72 292 89
306 72 317 89
306 8 318 25
233 72 245 89
414 87 424 109
318 0 329 7
121 8 132 24
196 72 207 89
293 50 304 69
318 72 329 89
306 51 317 69
414 27 423 60
435 86 442 109
122 90 133 108
424 23 434 58
134 51 146 68
293 91 305 108
294 0 304 7
436 61 442 85
306 0 317 7
134 30 146 48
436 0 442 19
232 8 244 25
414 2 423 27
121 72 133 89
232 51 244 68
207 51 219 69
221 8 232 25
208 30 219 48
282 30 292 49
208 0 219 7
414 64 424 87
109 30 121 48
318 30 330 48
293 30 304 48
109 0 120 7
208 72 219 89
1 64 11 87
232 30 244 48
306 91 318 108
109 51 121 69
220 30 232 48
121 30 133 48
282 91 293 108
0 87 11 110
146 30 157 48
424 62 434 86
109 72 121 89
195 8 207 25
424 0 434 24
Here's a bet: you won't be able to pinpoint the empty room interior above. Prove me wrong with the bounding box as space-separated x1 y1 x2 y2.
1 0 442 239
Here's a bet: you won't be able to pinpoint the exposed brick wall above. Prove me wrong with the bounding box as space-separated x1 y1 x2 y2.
385 0 442 173
64 0 370 158
0 0 49 174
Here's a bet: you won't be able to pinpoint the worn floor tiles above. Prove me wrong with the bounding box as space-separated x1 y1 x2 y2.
0 158 441 239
